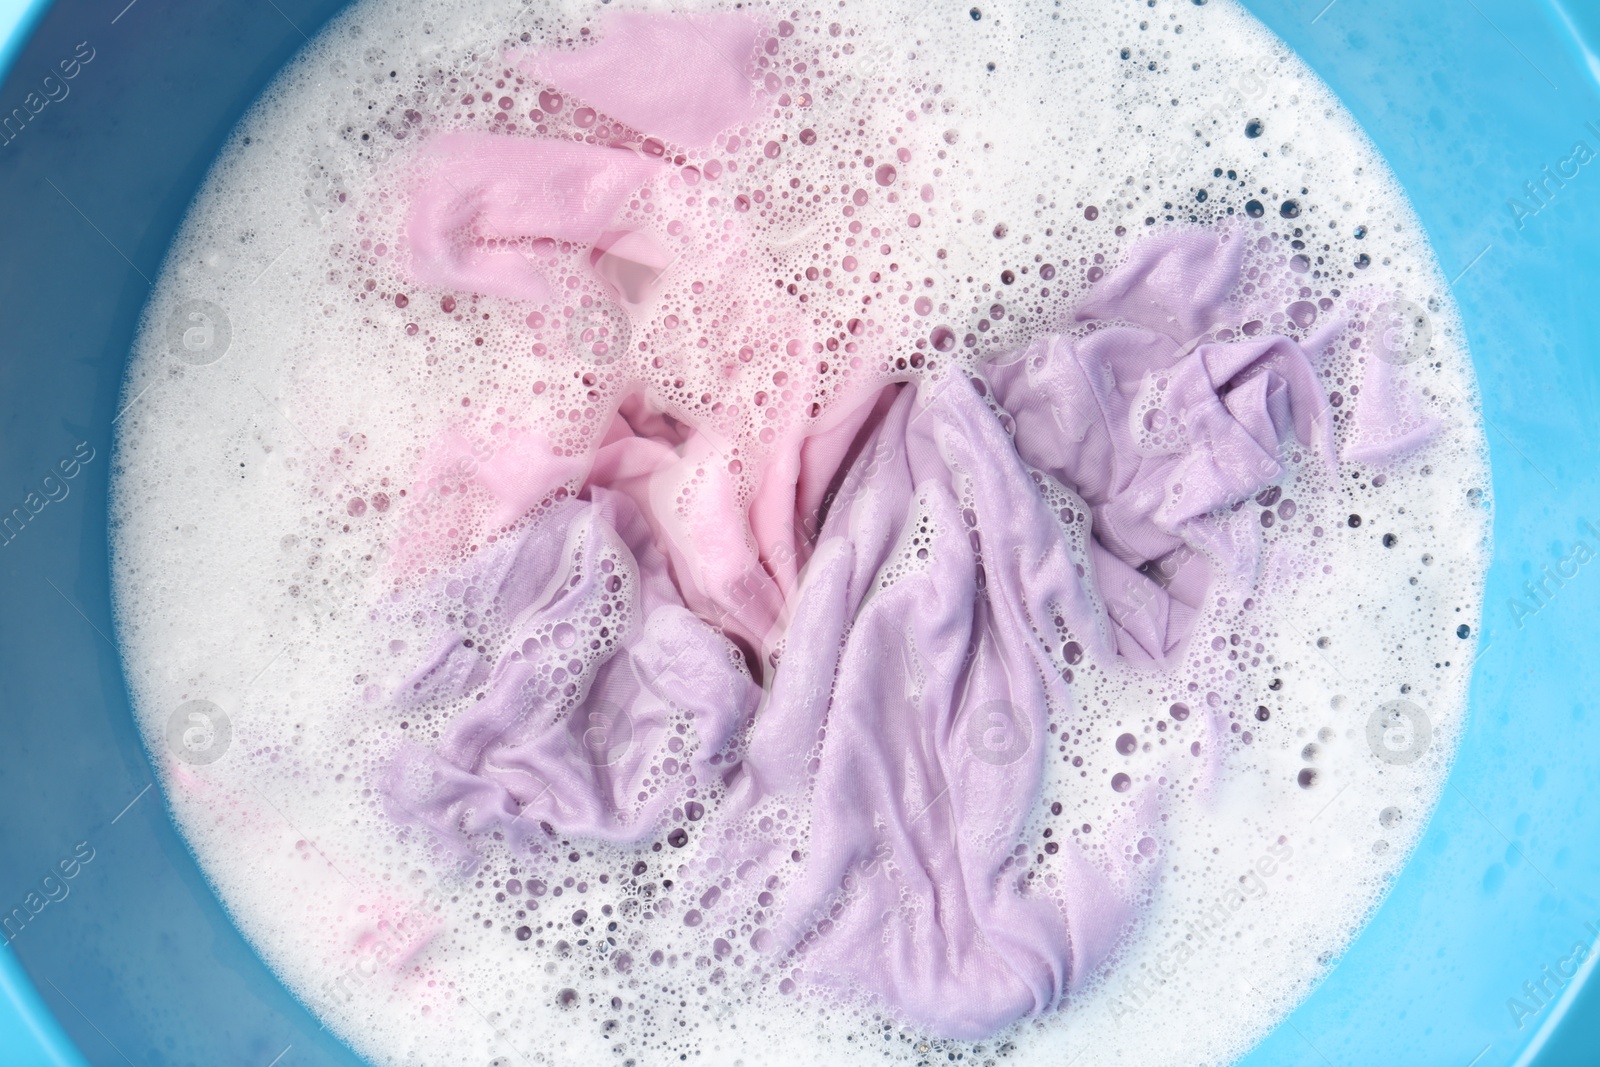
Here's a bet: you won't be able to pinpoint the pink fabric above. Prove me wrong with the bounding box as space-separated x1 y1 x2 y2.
589 229 674 307
406 12 764 306
585 407 783 656
386 13 1450 1032
381 221 1447 1035
519 12 762 149
388 425 588 578
745 384 903 602
406 135 664 304
584 385 908 658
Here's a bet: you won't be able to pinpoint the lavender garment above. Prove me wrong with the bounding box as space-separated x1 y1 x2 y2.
720 379 1137 1037
385 488 761 852
1343 338 1439 464
384 376 1141 1039
387 32 1445 1027
989 228 1341 662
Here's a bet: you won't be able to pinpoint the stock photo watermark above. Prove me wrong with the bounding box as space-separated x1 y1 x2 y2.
1506 120 1600 231
567 699 634 768
1366 699 1432 766
1372 298 1432 366
2 840 97 942
1109 836 1296 1020
1504 518 1600 631
167 298 233 366
965 699 1032 767
1506 921 1600 1030
0 40 96 149
166 699 232 765
564 296 632 364
0 440 96 549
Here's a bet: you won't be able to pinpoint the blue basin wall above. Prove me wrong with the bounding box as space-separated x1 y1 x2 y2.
0 3 372 1063
1235 3 1600 1066
0 1 1596 1064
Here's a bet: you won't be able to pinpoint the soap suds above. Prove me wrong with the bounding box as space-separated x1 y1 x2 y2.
110 1 1489 1064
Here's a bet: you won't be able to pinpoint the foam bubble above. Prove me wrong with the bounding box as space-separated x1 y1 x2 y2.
110 0 1490 1064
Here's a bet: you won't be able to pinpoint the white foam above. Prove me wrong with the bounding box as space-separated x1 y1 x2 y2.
110 1 1490 1064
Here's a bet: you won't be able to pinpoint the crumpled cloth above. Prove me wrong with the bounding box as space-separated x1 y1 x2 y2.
406 11 762 306
990 228 1339 661
384 225 1439 1038
384 10 1442 1039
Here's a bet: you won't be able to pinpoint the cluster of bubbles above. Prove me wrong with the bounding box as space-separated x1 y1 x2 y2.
107 0 1492 1065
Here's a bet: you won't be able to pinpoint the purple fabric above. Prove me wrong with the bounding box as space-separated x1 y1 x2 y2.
383 376 1146 1038
385 487 761 849
383 223 1442 1037
1343 339 1439 464
989 229 1340 662
717 379 1140 1037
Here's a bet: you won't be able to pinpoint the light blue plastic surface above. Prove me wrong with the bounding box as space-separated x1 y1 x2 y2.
0 0 49 82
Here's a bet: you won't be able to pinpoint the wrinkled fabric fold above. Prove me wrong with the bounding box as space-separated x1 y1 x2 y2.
406 135 665 304
988 231 1338 661
719 378 1129 1038
383 214 1446 1038
405 12 766 309
385 488 761 850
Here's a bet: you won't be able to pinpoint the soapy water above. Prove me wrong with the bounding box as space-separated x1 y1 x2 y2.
110 0 1489 1064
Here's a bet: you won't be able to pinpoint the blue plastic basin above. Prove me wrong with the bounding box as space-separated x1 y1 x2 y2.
1 1 1596 1063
